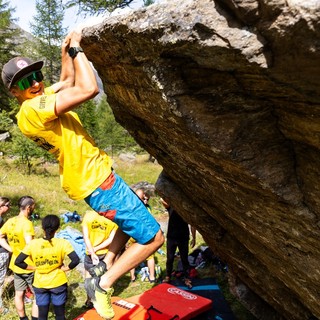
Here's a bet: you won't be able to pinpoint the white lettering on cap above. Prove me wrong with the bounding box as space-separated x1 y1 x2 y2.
16 60 29 69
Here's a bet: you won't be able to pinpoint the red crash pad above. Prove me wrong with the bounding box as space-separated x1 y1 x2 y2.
74 297 146 320
127 283 212 319
74 284 212 320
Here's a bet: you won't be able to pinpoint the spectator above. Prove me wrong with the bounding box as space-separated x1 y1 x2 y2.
2 28 164 319
135 188 152 212
128 189 156 283
15 214 80 320
0 197 11 315
0 196 38 320
161 198 196 289
82 210 117 308
127 236 156 283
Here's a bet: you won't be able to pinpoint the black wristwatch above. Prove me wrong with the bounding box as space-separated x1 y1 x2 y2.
68 47 84 58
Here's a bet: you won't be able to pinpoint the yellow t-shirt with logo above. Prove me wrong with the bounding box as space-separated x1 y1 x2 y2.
0 216 35 274
82 211 117 255
21 237 74 288
16 87 112 200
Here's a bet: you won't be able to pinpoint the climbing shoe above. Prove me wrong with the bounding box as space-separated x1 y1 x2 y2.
86 277 115 319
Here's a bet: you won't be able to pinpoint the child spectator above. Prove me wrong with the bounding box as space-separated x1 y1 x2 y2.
82 210 117 308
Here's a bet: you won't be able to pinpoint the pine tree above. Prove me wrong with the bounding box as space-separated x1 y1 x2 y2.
2 125 53 174
75 99 99 139
0 0 22 112
95 97 141 154
30 0 66 84
143 0 155 6
65 0 137 16
75 96 141 155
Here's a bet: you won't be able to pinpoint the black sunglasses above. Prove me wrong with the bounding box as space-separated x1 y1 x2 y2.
1 203 10 207
16 71 44 90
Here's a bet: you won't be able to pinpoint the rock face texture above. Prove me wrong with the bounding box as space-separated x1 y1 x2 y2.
81 1 320 318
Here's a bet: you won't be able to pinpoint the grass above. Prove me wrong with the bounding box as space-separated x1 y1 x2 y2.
0 154 255 319
0 154 163 219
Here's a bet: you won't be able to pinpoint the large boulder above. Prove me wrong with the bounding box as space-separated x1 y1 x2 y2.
81 0 320 318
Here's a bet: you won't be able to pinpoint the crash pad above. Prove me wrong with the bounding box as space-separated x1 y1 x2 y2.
127 283 212 319
74 284 212 320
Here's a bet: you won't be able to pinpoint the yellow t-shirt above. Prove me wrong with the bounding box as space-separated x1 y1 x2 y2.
82 211 117 255
22 237 74 288
16 87 112 200
0 216 35 274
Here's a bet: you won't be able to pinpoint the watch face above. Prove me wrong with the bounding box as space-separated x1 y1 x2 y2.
68 47 83 58
69 47 76 57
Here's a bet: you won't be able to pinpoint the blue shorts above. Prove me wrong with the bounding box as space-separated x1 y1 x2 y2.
33 283 67 306
85 172 160 244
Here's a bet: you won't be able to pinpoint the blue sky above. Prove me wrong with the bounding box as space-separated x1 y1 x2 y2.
9 0 146 33
9 0 87 32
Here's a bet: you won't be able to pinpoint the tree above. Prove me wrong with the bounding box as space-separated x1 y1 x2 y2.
30 0 66 84
94 97 141 154
2 125 53 174
75 96 141 155
0 109 13 133
143 0 154 6
64 0 152 16
1 103 54 175
75 99 98 139
0 0 22 112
